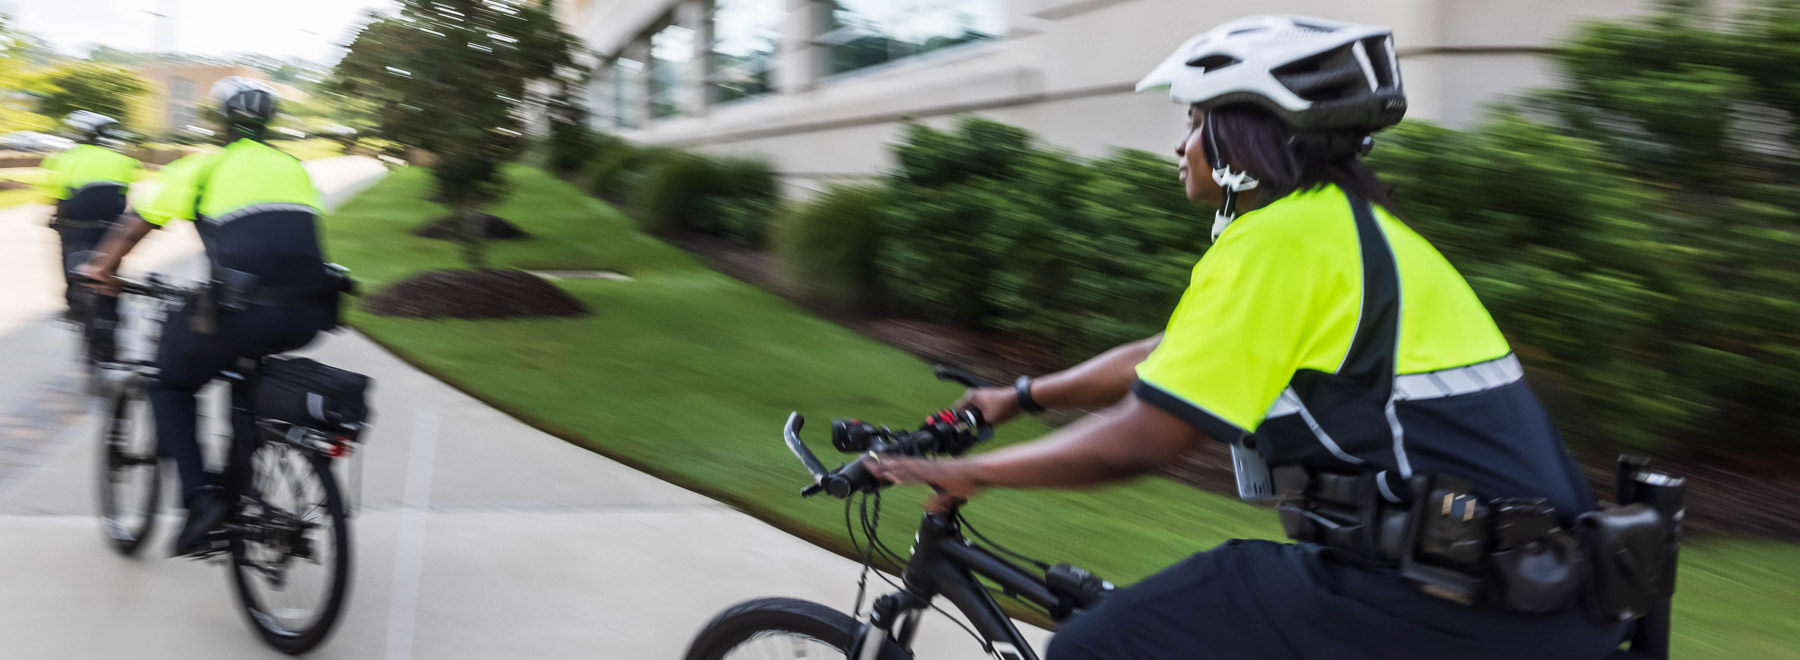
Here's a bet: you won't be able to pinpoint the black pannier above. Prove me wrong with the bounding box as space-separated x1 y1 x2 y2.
254 357 372 434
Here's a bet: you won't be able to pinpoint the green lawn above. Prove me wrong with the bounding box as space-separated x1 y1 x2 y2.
326 165 1800 656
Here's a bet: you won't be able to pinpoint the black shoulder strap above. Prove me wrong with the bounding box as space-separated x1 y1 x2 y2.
1340 196 1402 400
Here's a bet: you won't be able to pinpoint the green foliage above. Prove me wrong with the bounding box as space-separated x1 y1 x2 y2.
0 14 38 133
631 151 778 244
631 152 716 235
774 184 891 311
581 136 673 204
31 61 149 127
1488 0 1800 454
704 156 779 242
892 117 1034 187
876 117 1209 358
332 0 582 267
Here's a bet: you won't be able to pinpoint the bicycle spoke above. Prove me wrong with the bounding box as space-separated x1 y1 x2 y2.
236 441 339 637
723 632 846 660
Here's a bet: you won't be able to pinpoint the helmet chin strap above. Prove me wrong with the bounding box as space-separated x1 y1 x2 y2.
1202 110 1259 242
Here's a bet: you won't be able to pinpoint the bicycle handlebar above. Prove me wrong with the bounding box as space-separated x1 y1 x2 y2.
71 271 193 301
787 365 994 498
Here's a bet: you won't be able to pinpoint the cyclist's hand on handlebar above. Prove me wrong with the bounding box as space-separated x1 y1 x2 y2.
954 387 1021 426
863 455 982 513
74 260 120 296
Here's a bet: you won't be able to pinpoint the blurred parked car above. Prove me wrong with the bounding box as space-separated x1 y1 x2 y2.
0 131 75 153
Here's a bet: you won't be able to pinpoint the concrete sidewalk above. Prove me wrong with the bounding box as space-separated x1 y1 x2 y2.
0 157 1046 658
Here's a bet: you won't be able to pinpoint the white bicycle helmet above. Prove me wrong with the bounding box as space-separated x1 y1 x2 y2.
1137 15 1406 131
1138 16 1407 240
64 110 121 142
209 76 279 128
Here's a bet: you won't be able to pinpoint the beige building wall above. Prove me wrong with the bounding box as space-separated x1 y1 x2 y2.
134 64 268 136
568 0 1650 195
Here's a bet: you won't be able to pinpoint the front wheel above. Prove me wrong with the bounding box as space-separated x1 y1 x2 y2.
685 598 911 660
229 442 350 655
96 377 160 556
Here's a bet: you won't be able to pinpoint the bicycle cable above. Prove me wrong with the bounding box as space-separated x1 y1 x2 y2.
861 491 909 568
847 495 872 617
850 490 988 650
956 510 1052 570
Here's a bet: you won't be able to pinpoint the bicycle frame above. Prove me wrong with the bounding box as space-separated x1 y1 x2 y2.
855 509 1098 660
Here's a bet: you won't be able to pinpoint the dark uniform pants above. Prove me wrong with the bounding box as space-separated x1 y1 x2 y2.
57 225 120 355
147 301 329 503
1048 539 1630 660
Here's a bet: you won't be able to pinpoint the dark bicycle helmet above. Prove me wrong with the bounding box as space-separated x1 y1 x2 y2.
209 76 279 130
64 110 122 143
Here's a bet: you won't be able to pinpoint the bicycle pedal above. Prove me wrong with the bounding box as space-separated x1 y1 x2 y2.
182 541 229 562
175 531 231 560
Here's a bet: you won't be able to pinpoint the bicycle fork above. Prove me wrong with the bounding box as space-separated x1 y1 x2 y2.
847 512 1041 660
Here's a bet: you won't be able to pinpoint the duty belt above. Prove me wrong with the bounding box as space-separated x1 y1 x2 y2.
1273 459 1684 623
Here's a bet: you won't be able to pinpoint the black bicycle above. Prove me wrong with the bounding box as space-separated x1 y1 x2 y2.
686 367 1111 660
95 273 360 655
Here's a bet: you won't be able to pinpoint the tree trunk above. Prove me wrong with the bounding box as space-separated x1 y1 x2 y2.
456 204 488 269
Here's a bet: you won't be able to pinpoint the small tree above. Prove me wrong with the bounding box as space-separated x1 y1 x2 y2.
33 61 149 125
0 15 49 132
334 0 580 268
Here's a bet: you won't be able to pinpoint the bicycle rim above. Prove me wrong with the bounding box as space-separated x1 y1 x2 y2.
231 442 349 653
98 384 159 554
721 631 848 660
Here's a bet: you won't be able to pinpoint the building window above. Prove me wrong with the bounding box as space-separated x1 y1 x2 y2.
707 0 783 104
648 23 695 119
821 0 1003 76
611 57 646 129
587 67 615 131
170 76 196 128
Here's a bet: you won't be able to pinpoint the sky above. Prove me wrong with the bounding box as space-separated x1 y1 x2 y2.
4 0 396 64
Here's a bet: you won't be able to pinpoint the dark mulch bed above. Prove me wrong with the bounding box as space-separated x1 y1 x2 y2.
362 268 588 319
412 213 530 240
673 234 1800 539
672 233 791 292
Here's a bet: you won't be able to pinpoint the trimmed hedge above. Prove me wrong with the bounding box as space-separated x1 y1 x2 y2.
631 151 777 243
877 117 1210 359
774 184 890 312
573 136 778 245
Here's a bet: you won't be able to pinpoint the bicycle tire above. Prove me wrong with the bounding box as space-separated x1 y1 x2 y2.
229 447 351 655
685 597 911 660
96 376 160 556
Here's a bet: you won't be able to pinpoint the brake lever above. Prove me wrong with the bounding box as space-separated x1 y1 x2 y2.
933 364 987 389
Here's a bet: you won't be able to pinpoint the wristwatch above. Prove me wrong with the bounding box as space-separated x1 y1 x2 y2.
1014 376 1045 413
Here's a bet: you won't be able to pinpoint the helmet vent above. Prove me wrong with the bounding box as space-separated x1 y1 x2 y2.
1271 45 1366 101
1185 55 1240 74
